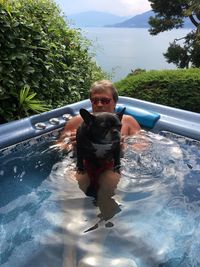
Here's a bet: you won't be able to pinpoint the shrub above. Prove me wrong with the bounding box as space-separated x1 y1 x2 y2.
0 0 107 123
115 68 200 113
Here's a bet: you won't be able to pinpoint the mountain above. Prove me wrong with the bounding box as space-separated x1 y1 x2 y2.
66 11 129 27
106 10 195 29
106 10 153 28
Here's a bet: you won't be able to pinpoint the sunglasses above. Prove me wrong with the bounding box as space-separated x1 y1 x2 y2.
90 97 112 105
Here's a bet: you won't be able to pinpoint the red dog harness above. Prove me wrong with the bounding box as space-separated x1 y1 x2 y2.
84 160 114 192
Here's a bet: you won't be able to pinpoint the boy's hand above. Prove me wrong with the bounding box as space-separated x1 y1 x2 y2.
55 130 77 151
62 130 77 146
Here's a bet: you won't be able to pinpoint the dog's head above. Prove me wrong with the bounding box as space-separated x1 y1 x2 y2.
79 108 126 144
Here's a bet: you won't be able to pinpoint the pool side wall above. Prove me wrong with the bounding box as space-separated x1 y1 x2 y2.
0 97 199 150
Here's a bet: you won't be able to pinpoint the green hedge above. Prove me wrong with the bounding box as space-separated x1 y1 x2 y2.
0 0 107 123
115 68 200 113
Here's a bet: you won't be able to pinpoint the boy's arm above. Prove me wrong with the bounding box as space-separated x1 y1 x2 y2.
56 115 83 150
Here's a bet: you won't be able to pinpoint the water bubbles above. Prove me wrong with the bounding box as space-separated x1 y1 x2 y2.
13 166 17 173
122 132 167 179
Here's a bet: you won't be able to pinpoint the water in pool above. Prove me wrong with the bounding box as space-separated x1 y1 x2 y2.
0 130 200 267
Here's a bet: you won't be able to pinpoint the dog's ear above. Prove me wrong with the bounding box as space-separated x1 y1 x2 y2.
116 107 126 121
80 108 95 125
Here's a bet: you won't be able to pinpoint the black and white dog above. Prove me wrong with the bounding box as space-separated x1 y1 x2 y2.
76 108 125 172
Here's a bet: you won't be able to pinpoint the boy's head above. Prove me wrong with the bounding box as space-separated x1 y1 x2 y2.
89 80 118 113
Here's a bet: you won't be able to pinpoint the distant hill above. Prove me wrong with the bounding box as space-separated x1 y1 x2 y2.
66 11 129 27
107 10 195 28
106 10 153 28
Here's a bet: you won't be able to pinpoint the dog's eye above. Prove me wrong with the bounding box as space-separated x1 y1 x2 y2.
100 123 107 128
115 125 121 131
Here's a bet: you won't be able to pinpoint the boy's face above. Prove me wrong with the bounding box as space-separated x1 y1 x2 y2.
90 90 116 113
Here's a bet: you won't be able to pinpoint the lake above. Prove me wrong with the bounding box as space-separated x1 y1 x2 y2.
81 27 191 81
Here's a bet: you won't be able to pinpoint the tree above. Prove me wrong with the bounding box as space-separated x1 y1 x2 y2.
0 0 107 123
148 0 200 68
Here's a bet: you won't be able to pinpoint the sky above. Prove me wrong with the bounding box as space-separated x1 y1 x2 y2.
54 0 151 17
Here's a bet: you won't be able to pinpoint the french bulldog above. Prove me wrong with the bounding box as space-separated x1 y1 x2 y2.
76 107 126 172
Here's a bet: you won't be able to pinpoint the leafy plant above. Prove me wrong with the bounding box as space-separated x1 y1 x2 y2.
18 85 49 118
0 0 107 123
115 68 200 113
